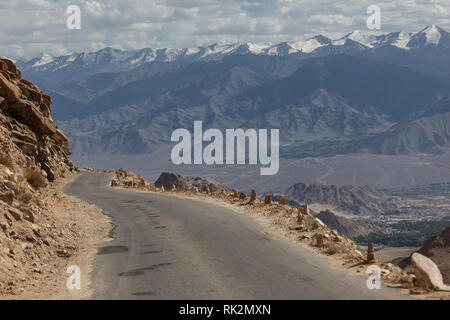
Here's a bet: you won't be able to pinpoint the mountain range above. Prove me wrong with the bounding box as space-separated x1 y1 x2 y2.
284 182 397 215
15 25 450 78
9 25 450 157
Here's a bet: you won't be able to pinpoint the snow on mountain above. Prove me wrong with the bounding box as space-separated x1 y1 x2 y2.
247 42 272 55
32 53 54 67
407 24 449 48
391 32 412 49
422 24 443 45
15 25 450 74
289 36 330 53
333 30 385 48
0 56 16 63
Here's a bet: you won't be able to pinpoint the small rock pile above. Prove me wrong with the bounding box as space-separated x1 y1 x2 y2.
111 168 156 191
154 172 230 193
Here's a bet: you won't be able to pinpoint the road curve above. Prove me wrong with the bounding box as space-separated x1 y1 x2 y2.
63 171 410 300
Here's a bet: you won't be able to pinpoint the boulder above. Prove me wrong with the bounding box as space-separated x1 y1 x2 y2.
155 172 229 193
303 214 319 231
0 96 6 109
416 226 450 284
0 190 14 205
5 99 57 135
297 209 304 223
250 189 257 202
0 73 21 103
411 252 450 291
8 207 22 221
315 233 325 247
0 58 21 78
367 242 375 263
299 204 310 215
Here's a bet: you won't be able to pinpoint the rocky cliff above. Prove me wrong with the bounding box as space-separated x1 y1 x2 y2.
0 58 81 296
0 58 73 182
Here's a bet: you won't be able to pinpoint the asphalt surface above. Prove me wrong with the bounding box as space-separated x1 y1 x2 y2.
63 171 410 299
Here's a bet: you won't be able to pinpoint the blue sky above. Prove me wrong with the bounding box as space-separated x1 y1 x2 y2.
1 0 450 58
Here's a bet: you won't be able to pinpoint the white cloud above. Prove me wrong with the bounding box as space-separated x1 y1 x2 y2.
0 0 449 59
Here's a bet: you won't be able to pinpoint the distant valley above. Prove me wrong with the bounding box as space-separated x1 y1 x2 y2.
11 25 450 193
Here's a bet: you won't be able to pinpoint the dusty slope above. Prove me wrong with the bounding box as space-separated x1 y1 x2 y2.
1 174 111 299
314 210 385 237
0 58 111 299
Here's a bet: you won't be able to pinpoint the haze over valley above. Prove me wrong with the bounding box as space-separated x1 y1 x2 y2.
1 0 450 301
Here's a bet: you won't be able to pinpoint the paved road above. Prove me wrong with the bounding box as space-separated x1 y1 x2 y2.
63 172 410 299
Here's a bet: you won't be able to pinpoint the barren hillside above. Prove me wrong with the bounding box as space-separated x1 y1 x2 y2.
0 58 110 298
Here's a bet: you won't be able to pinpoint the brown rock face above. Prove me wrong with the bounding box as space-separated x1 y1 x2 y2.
299 204 310 215
0 191 13 205
0 73 21 104
417 226 450 284
367 242 375 263
250 189 257 202
155 172 230 193
111 168 155 191
0 59 76 296
0 58 73 183
411 252 450 291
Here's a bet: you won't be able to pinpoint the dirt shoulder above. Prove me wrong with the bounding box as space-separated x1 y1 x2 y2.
0 173 112 300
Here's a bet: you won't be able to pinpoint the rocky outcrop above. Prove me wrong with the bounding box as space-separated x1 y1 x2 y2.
155 172 230 193
111 168 155 191
0 58 76 296
0 58 72 182
411 253 450 291
417 227 450 284
284 182 397 215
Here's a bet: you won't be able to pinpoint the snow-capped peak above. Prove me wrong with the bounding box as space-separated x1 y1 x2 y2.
333 30 387 48
32 53 54 67
420 24 443 45
289 35 330 53
407 24 448 48
15 25 450 74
